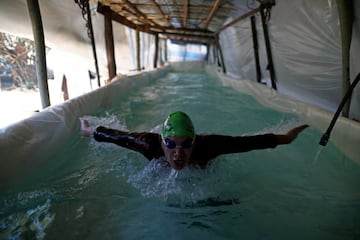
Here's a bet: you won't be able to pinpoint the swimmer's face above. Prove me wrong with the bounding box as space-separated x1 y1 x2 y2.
161 136 193 170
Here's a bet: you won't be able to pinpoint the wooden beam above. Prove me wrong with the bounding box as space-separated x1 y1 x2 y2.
104 6 116 81
159 27 213 35
163 33 213 45
160 31 213 39
149 0 172 27
98 3 156 34
183 0 188 28
203 0 221 29
122 0 159 27
98 3 215 39
98 2 228 45
215 6 261 34
117 3 234 11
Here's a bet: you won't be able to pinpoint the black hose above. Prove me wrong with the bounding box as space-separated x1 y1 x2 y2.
319 72 360 146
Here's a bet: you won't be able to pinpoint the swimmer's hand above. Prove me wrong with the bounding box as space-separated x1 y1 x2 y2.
276 124 309 144
80 118 96 137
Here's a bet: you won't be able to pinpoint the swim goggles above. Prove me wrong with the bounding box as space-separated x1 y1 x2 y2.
162 138 194 149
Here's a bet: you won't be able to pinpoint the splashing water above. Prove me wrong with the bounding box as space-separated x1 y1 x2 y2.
0 199 55 240
312 146 324 167
127 159 219 206
313 146 325 166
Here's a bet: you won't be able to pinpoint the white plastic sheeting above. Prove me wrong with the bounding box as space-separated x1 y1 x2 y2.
126 29 156 70
349 1 360 122
206 65 360 166
218 0 360 120
0 67 168 191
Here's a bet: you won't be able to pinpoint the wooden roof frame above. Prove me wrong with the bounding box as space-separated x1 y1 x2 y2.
94 1 275 79
97 3 216 44
96 0 239 44
97 1 274 44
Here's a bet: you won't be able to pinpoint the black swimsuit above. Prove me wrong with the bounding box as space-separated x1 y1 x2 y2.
94 126 279 167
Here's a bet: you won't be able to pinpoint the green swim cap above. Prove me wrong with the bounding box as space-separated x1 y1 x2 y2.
162 111 195 139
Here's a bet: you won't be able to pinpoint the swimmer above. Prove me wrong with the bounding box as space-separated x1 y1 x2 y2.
80 111 308 170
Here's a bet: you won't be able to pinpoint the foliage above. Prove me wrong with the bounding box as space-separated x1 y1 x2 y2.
0 32 37 89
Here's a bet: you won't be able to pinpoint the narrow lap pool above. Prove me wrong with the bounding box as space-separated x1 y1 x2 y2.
1 69 359 239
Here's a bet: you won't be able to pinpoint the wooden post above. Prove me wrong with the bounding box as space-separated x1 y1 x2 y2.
153 34 159 68
104 6 116 81
61 74 69 100
26 0 50 108
136 29 141 71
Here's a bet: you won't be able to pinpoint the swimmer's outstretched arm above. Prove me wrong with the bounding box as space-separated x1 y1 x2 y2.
79 118 161 160
275 124 309 144
79 118 138 146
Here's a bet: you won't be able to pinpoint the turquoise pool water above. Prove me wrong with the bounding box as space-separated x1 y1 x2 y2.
1 72 359 239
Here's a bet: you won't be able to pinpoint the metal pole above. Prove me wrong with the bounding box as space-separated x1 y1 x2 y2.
215 35 226 74
136 29 141 71
319 72 360 146
154 34 159 68
75 0 101 87
260 6 277 90
26 0 50 108
251 16 262 83
86 2 101 87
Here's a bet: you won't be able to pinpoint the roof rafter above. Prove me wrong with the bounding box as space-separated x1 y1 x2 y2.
97 4 156 33
122 0 159 27
183 0 188 28
97 0 258 44
203 0 222 29
148 0 173 27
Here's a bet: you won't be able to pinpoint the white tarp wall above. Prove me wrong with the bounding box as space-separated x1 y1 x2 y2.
350 1 360 121
0 0 133 103
217 0 360 120
0 67 168 191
